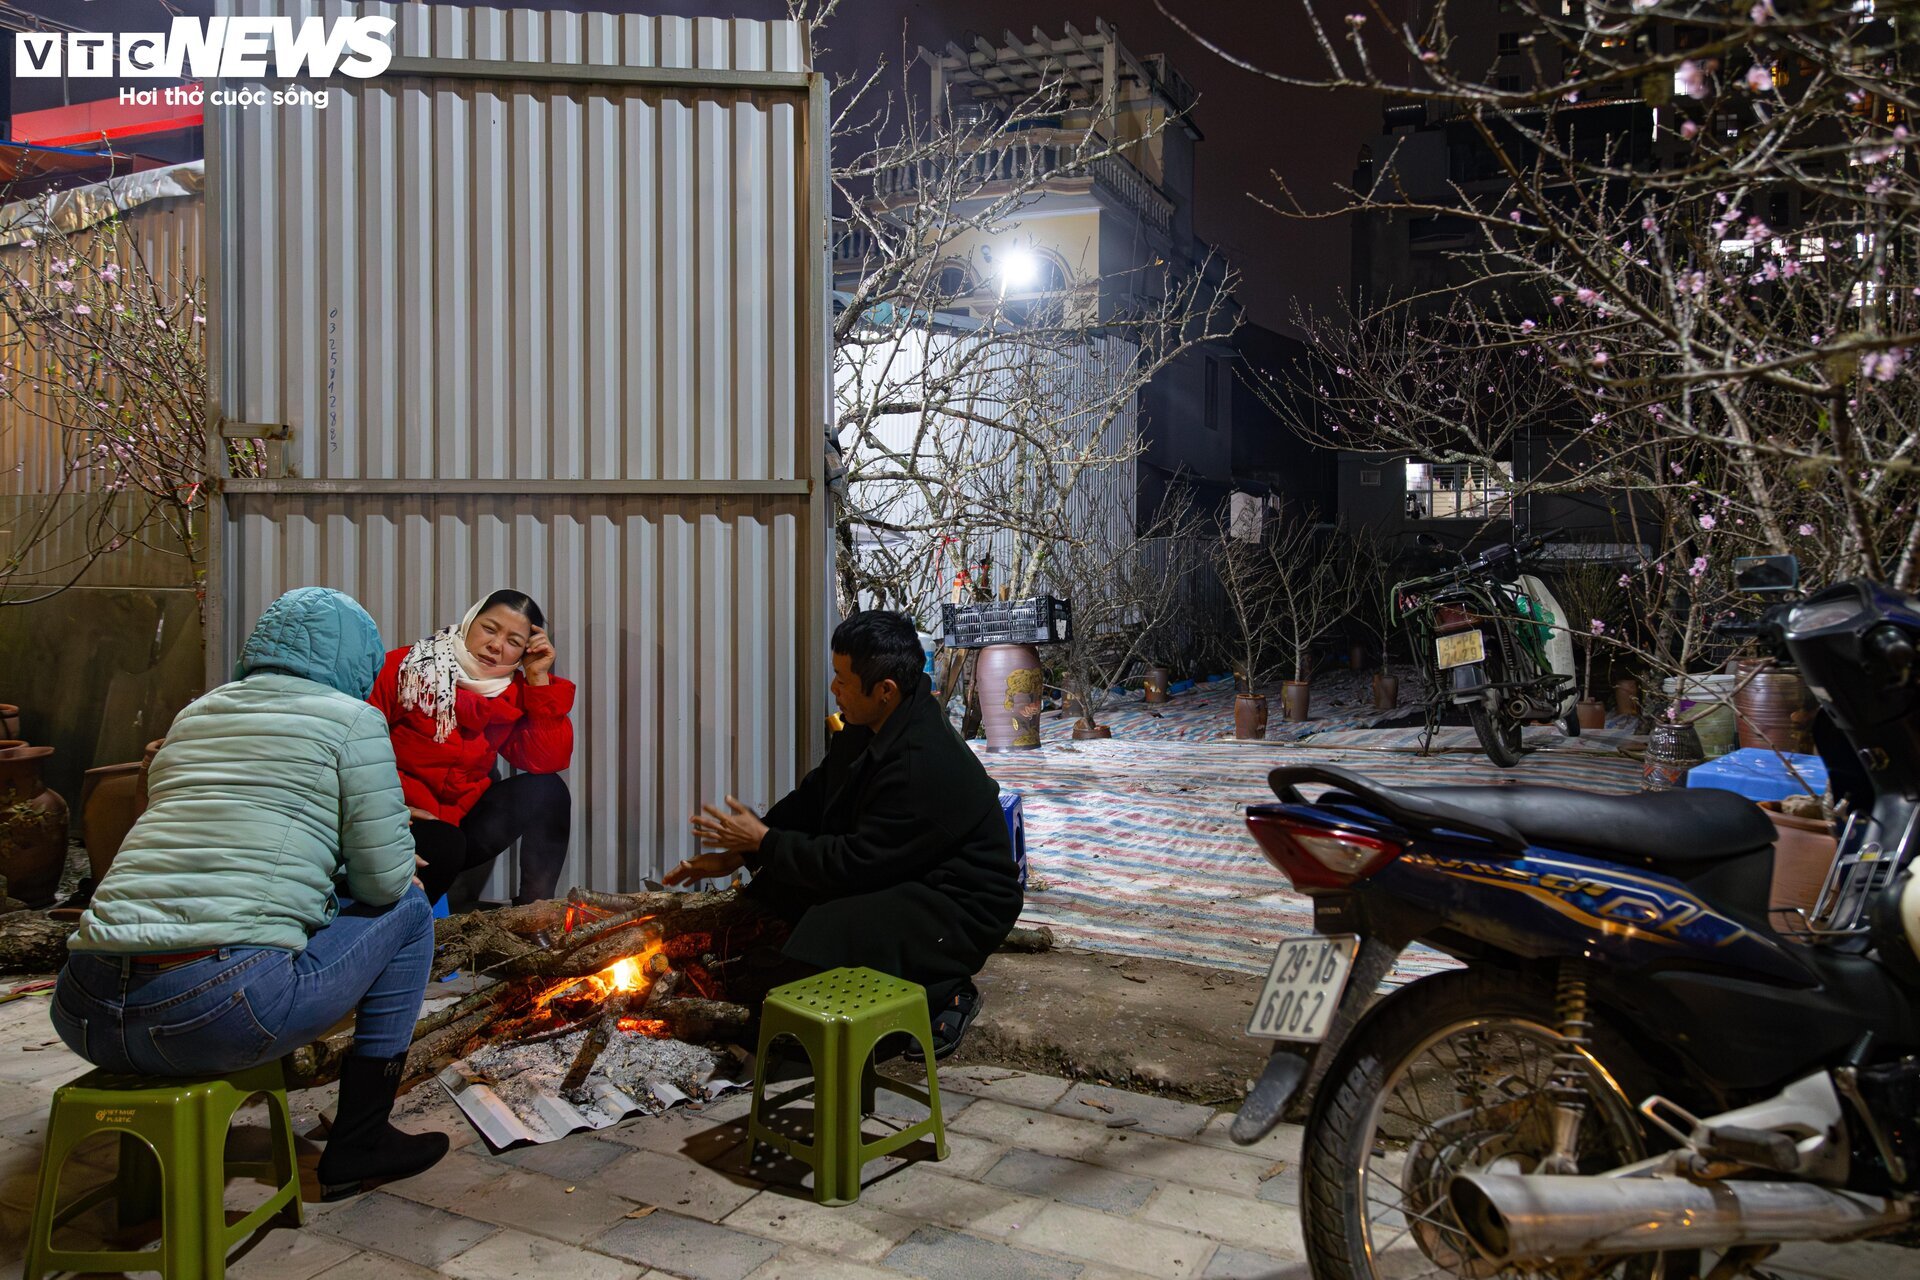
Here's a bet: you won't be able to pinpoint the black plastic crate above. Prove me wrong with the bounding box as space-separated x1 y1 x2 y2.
940 596 1073 648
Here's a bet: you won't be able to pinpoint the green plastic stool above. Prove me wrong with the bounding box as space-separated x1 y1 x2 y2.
22 1060 303 1280
747 967 948 1205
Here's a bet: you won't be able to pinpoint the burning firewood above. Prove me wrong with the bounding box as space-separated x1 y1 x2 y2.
288 887 780 1091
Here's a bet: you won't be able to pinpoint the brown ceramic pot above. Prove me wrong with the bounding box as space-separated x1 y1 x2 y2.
1613 677 1641 718
1142 666 1171 705
135 737 167 815
1349 643 1369 672
1071 722 1113 740
1234 694 1269 740
977 644 1044 751
1735 661 1816 754
1758 801 1837 915
80 762 144 884
0 704 17 740
1576 698 1608 730
1280 680 1312 723
0 745 67 908
1372 674 1399 710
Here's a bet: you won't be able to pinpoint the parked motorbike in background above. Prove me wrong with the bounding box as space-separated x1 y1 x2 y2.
1231 554 1920 1280
1393 530 1579 767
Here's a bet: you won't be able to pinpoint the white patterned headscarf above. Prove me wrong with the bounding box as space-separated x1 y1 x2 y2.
396 593 521 743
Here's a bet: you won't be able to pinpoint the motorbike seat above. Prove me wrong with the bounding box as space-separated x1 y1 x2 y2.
1390 783 1777 866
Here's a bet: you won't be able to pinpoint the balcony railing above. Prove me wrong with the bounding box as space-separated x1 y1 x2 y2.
870 129 1173 236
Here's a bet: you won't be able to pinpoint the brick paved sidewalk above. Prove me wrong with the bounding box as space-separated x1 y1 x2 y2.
0 988 1903 1280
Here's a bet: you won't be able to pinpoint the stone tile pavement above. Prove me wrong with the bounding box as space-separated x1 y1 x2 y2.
0 990 1906 1280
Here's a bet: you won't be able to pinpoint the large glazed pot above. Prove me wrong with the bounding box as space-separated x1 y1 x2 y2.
0 704 17 740
1642 721 1704 792
977 644 1044 751
1234 694 1269 740
0 745 67 908
1142 666 1171 705
1734 660 1816 754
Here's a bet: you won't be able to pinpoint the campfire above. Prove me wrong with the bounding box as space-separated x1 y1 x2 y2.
286 887 786 1096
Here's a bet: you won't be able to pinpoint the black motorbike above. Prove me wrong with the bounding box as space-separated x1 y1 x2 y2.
1392 531 1580 767
1231 554 1920 1280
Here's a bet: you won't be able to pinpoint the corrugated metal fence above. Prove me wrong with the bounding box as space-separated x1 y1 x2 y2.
207 1 831 891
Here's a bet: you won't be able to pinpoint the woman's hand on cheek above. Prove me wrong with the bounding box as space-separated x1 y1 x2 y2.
522 626 555 685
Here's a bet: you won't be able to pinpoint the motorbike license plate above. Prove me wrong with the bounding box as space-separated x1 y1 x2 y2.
1247 935 1359 1042
1435 630 1486 670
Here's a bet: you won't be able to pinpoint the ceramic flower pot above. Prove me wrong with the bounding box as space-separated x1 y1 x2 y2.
1142 665 1172 705
1642 721 1704 792
1071 722 1112 740
1372 674 1399 711
80 762 143 885
978 644 1044 750
1758 801 1837 915
0 745 67 908
1734 661 1816 754
1576 698 1608 730
1234 694 1268 740
1280 680 1312 723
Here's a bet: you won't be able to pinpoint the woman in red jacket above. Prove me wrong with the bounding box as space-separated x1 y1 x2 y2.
370 589 575 905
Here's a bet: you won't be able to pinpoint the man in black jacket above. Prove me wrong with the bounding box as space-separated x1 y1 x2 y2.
665 610 1021 1058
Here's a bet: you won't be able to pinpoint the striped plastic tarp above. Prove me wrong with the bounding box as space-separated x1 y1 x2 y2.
978 700 1646 983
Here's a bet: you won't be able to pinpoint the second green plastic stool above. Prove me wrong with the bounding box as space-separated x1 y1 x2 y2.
22 1059 302 1280
747 967 948 1205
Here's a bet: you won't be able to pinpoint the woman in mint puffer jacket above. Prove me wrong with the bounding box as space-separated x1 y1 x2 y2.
53 587 449 1200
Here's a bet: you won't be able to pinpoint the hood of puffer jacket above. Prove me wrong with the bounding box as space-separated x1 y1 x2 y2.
234 587 386 699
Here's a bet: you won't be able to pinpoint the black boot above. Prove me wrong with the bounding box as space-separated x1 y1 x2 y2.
316 1054 450 1201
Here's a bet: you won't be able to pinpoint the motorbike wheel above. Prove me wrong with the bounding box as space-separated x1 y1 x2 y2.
1301 968 1689 1280
1467 702 1524 767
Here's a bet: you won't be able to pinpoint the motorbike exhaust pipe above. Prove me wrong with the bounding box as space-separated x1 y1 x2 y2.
1449 1172 1911 1264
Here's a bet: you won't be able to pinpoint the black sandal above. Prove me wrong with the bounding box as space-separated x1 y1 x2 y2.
905 983 983 1062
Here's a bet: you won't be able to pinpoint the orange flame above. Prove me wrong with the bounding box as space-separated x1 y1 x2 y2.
615 1017 669 1036
602 956 645 992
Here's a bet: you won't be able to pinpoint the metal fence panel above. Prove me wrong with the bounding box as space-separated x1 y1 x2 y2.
208 1 828 889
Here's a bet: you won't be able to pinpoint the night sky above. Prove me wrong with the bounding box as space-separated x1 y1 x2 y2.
17 1 1380 329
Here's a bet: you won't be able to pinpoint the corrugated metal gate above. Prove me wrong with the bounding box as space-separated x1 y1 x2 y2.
204 1 831 890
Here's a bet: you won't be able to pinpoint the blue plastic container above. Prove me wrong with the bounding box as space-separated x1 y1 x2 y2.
1685 747 1828 801
1000 792 1027 890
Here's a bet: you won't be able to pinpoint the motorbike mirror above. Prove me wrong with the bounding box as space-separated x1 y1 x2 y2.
1415 532 1444 553
1732 554 1799 594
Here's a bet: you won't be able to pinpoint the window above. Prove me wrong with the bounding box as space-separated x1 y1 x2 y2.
1404 460 1513 520
1497 32 1522 56
1497 74 1523 92
1204 357 1220 431
934 261 976 299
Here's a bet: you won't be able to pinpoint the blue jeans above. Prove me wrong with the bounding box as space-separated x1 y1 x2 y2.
51 887 434 1076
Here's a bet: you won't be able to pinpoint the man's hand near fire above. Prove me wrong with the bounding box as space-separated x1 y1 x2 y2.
667 796 769 886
